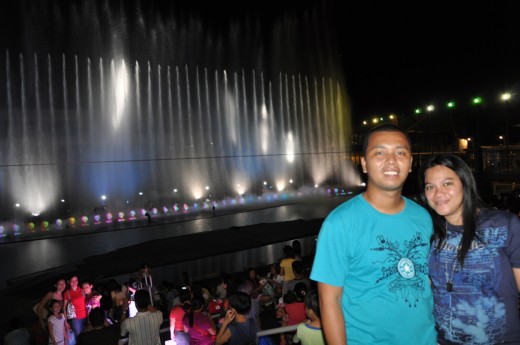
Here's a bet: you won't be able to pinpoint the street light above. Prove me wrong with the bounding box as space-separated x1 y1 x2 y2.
500 92 511 149
501 92 511 101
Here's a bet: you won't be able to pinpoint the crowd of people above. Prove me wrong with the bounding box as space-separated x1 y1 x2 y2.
3 241 326 345
3 123 520 345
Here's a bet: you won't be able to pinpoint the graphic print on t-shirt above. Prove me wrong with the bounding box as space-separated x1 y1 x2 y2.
371 232 429 307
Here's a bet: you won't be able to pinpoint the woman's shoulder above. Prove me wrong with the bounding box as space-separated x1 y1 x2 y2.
479 208 516 224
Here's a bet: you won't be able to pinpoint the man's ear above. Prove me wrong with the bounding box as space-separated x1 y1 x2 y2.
361 157 367 173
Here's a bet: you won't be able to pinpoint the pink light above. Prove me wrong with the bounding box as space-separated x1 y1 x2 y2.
152 208 157 215
106 213 113 223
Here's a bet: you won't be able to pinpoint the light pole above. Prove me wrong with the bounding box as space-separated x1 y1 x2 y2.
14 203 20 224
472 96 483 173
426 104 435 153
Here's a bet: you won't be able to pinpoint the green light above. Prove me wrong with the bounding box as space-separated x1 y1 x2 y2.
415 108 422 115
447 101 455 108
472 97 482 105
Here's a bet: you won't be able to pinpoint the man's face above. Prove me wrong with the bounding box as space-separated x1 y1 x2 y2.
361 130 412 193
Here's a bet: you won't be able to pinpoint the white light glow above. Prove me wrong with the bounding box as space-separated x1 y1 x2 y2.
276 180 286 192
286 132 295 163
113 59 129 130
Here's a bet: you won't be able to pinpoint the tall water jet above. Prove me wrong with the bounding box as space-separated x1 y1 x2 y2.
0 0 358 222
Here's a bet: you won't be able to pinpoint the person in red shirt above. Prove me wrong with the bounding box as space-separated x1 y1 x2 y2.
64 275 87 337
169 288 191 345
277 282 308 345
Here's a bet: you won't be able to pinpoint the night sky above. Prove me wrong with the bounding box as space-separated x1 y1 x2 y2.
334 1 520 122
1 0 519 129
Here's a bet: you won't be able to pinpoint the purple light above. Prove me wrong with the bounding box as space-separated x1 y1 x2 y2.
152 208 157 215
94 214 101 223
163 206 168 213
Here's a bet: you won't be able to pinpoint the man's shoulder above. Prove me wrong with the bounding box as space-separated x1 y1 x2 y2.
326 194 365 217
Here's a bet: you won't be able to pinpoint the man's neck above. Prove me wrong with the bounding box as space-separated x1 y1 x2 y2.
363 188 404 214
235 314 247 323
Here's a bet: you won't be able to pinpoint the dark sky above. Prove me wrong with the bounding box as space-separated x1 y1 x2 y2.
1 0 519 124
333 1 520 121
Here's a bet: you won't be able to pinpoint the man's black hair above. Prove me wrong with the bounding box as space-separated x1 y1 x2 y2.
362 123 411 156
88 308 105 328
134 289 150 310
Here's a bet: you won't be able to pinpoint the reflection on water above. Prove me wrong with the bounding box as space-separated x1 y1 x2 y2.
0 195 348 290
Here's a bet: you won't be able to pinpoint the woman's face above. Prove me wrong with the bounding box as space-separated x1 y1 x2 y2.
249 269 256 280
82 283 93 295
55 279 66 292
69 276 79 289
424 165 464 225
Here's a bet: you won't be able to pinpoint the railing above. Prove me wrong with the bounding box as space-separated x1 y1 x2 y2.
119 322 299 344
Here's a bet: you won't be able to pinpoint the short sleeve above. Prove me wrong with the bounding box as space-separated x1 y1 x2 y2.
293 324 302 342
120 319 128 336
310 215 349 287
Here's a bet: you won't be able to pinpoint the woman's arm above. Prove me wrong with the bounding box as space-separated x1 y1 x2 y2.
513 267 520 292
169 317 176 341
37 292 52 327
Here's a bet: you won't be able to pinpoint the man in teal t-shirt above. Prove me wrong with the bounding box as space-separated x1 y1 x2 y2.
311 124 436 345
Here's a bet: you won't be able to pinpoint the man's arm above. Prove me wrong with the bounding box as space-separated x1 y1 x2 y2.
318 282 346 345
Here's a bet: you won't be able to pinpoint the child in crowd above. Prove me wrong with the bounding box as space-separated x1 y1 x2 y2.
277 282 307 345
48 299 70 345
293 290 326 345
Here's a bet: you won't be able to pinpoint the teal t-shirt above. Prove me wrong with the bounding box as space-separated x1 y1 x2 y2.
310 194 437 345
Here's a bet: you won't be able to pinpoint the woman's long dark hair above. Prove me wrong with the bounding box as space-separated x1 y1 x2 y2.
188 296 205 327
418 154 484 267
